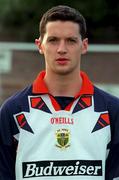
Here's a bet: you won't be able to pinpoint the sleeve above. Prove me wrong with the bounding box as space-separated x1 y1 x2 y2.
105 100 119 180
0 102 18 180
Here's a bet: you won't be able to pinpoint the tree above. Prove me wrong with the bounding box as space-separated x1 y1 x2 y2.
0 0 119 43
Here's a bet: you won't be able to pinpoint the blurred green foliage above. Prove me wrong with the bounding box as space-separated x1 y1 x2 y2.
0 0 119 43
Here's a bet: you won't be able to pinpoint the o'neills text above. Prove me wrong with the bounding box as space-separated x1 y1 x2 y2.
50 117 74 125
22 160 102 178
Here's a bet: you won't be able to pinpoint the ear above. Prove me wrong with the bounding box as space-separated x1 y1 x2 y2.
35 38 44 54
81 38 88 55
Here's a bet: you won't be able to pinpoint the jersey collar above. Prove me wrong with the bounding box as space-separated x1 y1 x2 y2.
32 71 94 97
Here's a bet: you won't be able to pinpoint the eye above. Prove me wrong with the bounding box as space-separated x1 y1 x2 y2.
67 38 77 44
47 37 59 43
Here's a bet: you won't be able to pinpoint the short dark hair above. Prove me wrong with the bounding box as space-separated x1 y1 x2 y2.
39 5 87 40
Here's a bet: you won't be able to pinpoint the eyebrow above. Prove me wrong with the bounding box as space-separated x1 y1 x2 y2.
47 36 79 40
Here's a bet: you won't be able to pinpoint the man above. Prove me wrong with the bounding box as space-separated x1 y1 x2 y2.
0 5 119 180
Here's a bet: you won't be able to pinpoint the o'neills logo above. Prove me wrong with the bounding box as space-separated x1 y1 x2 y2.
50 117 74 125
22 160 102 178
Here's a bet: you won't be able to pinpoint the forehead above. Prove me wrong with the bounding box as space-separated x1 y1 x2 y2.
44 21 80 37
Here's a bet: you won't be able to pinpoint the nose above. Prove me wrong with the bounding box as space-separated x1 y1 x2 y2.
57 40 67 54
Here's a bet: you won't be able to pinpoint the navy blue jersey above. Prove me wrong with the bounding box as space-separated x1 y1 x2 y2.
0 71 119 180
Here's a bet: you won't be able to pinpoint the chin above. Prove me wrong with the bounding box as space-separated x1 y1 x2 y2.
54 69 74 76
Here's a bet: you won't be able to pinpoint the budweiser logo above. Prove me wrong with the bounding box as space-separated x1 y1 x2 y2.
23 160 102 178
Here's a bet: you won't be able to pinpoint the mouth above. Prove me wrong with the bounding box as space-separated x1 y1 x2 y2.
56 58 69 65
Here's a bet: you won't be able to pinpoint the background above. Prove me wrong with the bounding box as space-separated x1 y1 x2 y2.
0 0 119 104
0 0 119 43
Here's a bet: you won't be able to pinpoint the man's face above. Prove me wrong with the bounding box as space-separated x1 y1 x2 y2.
39 21 88 75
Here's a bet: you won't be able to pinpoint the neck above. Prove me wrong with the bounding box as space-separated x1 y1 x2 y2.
44 71 82 97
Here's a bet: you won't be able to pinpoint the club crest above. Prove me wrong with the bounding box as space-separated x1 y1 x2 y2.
55 129 70 149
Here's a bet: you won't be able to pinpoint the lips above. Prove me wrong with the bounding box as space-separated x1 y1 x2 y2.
56 58 69 65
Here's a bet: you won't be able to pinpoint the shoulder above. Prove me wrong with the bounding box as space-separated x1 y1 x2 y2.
94 85 119 115
0 85 32 115
94 85 119 104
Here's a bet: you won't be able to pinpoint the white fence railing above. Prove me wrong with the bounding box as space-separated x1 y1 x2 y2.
0 42 119 52
0 43 119 104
